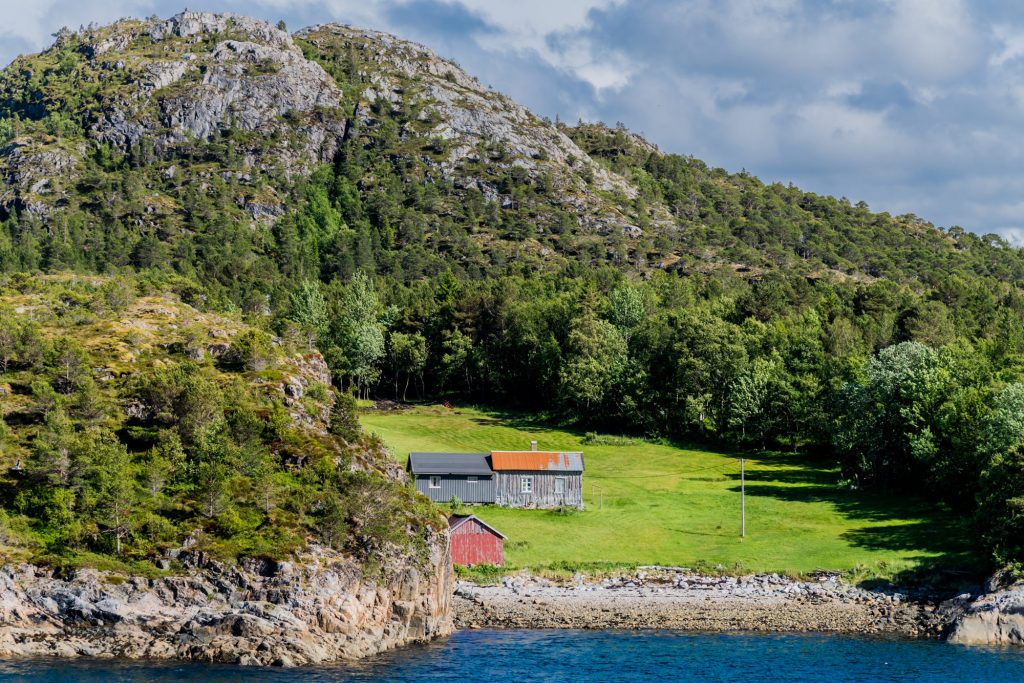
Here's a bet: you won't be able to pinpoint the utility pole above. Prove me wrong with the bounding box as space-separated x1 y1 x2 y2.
740 457 746 538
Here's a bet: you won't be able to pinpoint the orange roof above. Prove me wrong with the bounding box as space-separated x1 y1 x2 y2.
489 451 584 472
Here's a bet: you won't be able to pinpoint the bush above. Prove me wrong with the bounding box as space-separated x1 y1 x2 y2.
229 330 276 372
455 563 505 584
329 392 361 442
581 432 640 446
0 118 14 144
305 381 330 402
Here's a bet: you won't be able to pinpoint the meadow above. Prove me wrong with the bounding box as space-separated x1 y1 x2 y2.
361 405 976 579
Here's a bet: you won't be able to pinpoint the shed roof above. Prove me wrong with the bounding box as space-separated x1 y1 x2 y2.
407 452 493 475
489 451 584 472
448 514 507 539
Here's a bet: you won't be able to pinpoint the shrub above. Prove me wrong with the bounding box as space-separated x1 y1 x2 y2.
329 392 361 442
582 432 640 446
229 330 276 372
305 381 330 402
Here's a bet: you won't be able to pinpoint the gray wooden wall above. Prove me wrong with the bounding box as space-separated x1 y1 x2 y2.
495 471 583 509
414 475 496 503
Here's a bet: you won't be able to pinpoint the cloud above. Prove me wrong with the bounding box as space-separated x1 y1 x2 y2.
0 0 1023 242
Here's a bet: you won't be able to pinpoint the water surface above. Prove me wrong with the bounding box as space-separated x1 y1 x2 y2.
1 630 1023 682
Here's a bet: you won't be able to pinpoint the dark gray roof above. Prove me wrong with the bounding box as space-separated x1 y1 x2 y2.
407 452 494 475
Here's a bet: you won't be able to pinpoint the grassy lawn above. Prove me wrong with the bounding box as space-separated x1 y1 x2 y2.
361 405 976 579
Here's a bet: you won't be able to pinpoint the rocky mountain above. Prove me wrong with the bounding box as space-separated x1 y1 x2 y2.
0 12 655 250
6 10 1022 293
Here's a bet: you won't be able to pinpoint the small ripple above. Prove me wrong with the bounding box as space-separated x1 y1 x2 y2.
0 631 1023 682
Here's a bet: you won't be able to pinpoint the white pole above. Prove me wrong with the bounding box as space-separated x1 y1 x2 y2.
741 457 746 538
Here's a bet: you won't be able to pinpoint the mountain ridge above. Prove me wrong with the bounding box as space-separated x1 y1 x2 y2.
2 10 1022 294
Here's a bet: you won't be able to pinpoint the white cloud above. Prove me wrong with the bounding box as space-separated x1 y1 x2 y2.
443 0 619 37
882 0 983 81
991 24 1024 67
438 0 632 91
998 228 1024 246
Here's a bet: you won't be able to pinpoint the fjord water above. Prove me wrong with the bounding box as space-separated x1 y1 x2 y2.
2 630 1023 682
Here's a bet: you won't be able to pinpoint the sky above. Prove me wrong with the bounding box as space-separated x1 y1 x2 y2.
2 0 1024 243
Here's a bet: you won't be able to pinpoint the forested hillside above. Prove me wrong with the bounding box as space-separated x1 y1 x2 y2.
0 273 437 570
2 11 1024 572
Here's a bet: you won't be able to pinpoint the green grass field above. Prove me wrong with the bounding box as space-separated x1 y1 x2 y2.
361 405 976 579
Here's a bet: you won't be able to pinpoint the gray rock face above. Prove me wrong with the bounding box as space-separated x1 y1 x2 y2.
948 586 1024 645
298 23 669 237
91 13 347 173
0 11 353 221
0 141 79 217
0 542 453 666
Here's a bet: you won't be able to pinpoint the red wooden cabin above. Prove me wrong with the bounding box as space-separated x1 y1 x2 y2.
448 514 506 566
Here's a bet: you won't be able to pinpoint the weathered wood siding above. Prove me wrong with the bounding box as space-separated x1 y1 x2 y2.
414 475 496 503
494 471 583 509
450 518 504 566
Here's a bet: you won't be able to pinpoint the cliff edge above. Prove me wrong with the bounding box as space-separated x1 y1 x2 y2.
0 544 452 666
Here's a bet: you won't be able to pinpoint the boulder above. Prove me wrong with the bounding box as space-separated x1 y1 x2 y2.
948 585 1024 645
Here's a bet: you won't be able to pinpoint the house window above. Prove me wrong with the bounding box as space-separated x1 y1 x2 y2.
429 476 441 489
467 476 478 483
521 476 533 494
554 477 565 495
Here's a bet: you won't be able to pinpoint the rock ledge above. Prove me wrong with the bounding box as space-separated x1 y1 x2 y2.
0 544 453 666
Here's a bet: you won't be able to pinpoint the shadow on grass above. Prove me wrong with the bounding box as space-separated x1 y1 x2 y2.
721 450 984 589
463 406 742 454
468 410 566 436
668 527 733 539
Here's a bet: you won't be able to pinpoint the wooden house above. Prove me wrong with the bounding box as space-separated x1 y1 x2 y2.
408 444 585 509
492 450 585 509
448 514 505 566
407 452 495 503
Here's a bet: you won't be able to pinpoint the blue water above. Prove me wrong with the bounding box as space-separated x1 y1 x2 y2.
1 630 1023 682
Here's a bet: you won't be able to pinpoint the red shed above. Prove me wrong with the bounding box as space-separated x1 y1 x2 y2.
448 514 506 566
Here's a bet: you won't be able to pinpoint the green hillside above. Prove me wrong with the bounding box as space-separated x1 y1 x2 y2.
0 273 437 571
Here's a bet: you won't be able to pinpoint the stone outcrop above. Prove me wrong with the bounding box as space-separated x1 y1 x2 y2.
92 12 348 172
947 585 1024 645
0 543 453 666
298 23 673 237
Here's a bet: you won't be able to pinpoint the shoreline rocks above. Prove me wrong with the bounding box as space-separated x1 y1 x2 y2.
0 544 453 667
454 570 951 638
948 584 1024 645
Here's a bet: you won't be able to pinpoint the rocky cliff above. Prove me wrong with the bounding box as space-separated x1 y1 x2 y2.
0 543 453 666
947 585 1024 646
